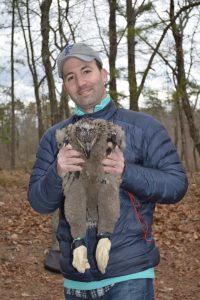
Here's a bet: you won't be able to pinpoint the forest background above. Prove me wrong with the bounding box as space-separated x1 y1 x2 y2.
0 1 200 300
0 0 200 171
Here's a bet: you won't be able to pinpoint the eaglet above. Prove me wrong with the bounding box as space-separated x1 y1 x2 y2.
56 118 125 274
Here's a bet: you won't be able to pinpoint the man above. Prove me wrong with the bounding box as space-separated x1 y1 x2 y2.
28 43 188 300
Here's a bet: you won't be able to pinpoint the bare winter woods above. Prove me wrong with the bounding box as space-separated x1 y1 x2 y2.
0 0 200 171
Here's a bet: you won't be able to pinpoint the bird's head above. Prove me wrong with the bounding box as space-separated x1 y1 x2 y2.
75 119 98 158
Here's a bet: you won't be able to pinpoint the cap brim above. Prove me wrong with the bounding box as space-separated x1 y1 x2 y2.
66 54 94 62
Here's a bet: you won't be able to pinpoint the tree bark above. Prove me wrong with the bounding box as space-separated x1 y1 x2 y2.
41 0 59 125
11 0 16 168
177 98 189 169
108 0 118 103
126 0 138 111
59 85 70 119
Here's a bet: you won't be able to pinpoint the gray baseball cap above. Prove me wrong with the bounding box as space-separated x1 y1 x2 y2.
57 43 103 78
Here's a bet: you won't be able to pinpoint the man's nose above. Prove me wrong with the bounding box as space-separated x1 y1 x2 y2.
76 75 86 87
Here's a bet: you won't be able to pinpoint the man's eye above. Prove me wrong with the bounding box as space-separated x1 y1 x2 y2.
66 75 74 82
84 69 91 74
64 75 74 82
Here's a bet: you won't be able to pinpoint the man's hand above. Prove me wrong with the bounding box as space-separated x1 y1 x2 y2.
102 145 125 175
57 144 84 178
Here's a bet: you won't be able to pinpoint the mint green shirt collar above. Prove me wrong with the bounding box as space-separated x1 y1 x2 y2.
74 95 111 116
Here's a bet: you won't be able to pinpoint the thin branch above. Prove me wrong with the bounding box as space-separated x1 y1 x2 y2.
38 75 46 88
193 90 200 110
137 0 200 100
138 33 177 76
187 17 200 80
92 0 109 57
16 2 33 76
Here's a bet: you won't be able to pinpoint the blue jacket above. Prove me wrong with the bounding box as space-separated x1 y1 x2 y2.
28 100 188 282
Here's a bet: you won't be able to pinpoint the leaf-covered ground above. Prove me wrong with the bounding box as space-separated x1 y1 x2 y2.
0 170 199 300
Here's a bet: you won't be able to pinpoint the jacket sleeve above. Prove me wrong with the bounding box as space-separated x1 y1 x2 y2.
28 128 64 214
121 118 188 204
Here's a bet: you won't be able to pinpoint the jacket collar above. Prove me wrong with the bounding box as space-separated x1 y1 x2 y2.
71 100 117 124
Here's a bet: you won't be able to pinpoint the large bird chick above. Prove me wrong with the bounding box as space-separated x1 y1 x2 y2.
56 118 125 274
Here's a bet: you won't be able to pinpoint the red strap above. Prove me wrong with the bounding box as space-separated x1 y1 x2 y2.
128 192 152 243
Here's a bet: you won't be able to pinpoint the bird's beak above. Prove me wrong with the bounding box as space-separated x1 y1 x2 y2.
84 142 91 158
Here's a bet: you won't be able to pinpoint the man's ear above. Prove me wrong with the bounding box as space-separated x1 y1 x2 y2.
62 82 67 92
101 68 108 84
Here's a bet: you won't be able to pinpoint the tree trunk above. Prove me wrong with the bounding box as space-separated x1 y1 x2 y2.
170 0 200 157
41 0 59 125
11 0 16 168
177 98 189 169
126 0 138 111
193 146 198 171
26 0 44 139
59 85 70 119
17 1 44 140
174 109 178 149
108 0 118 103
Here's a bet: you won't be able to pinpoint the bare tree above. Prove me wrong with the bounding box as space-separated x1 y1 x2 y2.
138 1 200 168
126 0 141 111
119 0 200 111
108 0 118 103
59 86 70 119
176 95 189 169
11 0 16 168
17 0 45 140
41 0 59 125
170 0 200 156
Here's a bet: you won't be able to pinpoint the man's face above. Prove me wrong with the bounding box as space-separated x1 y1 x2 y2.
62 58 107 113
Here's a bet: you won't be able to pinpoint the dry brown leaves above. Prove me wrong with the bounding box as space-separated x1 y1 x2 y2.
154 172 200 300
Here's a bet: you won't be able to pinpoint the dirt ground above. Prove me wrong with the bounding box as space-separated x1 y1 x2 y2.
0 170 199 300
